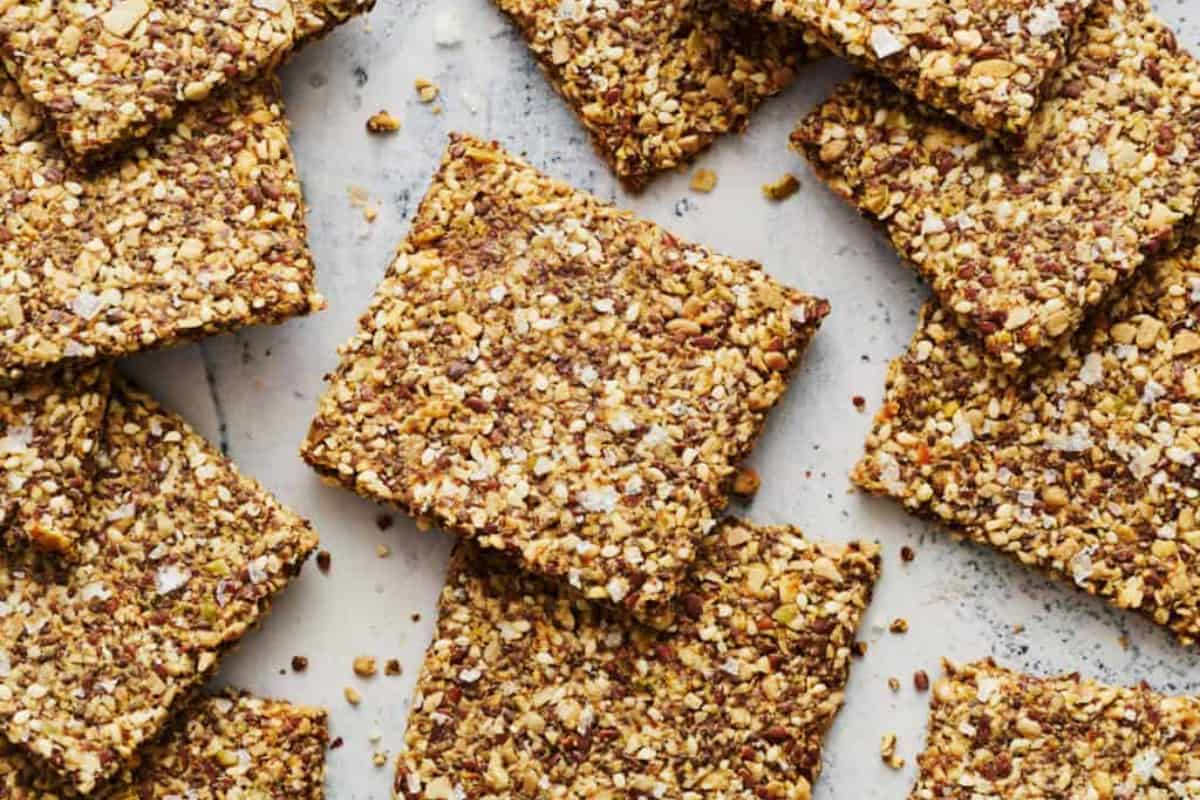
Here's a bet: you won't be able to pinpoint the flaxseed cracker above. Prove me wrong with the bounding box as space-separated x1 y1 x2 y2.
0 75 322 384
793 0 1200 367
493 0 812 190
395 519 880 800
853 235 1200 645
1 691 328 798
0 379 318 793
912 659 1199 797
732 0 1092 135
1 365 109 556
0 0 374 163
302 134 828 627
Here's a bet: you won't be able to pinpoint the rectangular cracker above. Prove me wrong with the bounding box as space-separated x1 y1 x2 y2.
0 75 322 384
853 234 1200 645
732 0 1092 135
302 134 829 626
793 0 1200 368
913 659 1199 797
493 0 813 189
1 365 109 556
0 0 374 163
1 691 328 798
0 379 319 793
396 518 880 800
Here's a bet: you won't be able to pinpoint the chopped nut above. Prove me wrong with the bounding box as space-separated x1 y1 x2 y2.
852 395 866 410
690 168 718 193
372 751 388 767
889 618 909 634
414 78 440 103
888 677 901 691
353 656 378 678
317 550 332 573
376 544 391 558
913 670 929 692
880 733 904 769
385 659 403 676
731 467 761 498
345 686 363 706
366 110 401 134
900 545 915 563
291 655 309 672
761 173 800 201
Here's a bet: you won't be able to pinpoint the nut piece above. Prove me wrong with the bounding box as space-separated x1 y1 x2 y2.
731 467 762 497
385 658 403 676
913 669 930 692
367 110 402 134
880 733 905 769
888 677 901 691
345 686 363 706
762 173 800 201
415 78 440 103
376 544 391 558
353 656 378 678
690 168 718 193
291 655 309 672
317 550 332 573
889 618 909 634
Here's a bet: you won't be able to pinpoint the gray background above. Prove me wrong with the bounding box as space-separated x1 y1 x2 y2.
123 0 1200 796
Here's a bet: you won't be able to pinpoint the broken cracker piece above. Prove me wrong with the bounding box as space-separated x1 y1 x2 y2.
302 134 828 627
396 519 880 799
793 0 1200 367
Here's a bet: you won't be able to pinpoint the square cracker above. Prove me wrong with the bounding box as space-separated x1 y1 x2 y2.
793 0 1200 367
493 0 813 189
0 0 374 163
0 75 322 384
0 379 318 793
1 365 109 556
302 134 828 626
731 0 1092 135
853 234 1200 645
1 691 328 798
913 660 1199 797
396 519 880 800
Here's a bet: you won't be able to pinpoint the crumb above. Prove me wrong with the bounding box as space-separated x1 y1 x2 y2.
690 168 717 193
913 670 930 692
344 686 362 706
366 110 401 134
852 395 866 410
348 185 371 208
317 549 332 573
376 514 394 531
377 544 391 558
415 78 439 103
385 659 402 676
888 677 900 692
368 726 383 744
1118 634 1131 650
411 613 422 623
762 173 800 201
330 736 345 750
731 466 761 498
889 618 909 634
372 751 388 767
900 545 915 563
291 655 309 672
853 640 868 657
1012 623 1025 634
364 206 379 223
880 733 905 769
353 656 378 678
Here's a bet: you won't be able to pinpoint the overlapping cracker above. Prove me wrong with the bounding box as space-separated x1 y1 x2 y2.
302 134 828 626
2 691 328 798
793 0 1200 367
733 0 1092 135
0 76 322 384
396 519 880 800
854 235 1200 645
1 365 109 555
493 0 813 189
0 380 318 793
912 660 1199 797
0 0 374 162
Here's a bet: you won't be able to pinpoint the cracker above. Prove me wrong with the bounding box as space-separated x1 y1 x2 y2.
793 0 1200 367
0 75 322 384
0 379 319 793
733 0 1092 135
302 134 828 626
1 365 109 556
395 519 880 800
0 0 374 163
853 235 1200 645
493 0 813 190
913 659 1199 797
2 691 328 798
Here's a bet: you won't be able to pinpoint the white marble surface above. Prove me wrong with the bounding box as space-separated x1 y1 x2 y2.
122 1 1200 796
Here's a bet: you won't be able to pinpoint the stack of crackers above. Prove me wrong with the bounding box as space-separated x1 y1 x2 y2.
0 0 378 793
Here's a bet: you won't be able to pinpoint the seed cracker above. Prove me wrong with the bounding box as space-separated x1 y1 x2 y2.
302 134 829 627
732 0 1092 135
792 0 1200 367
912 659 1199 797
1 365 109 556
2 691 328 798
492 0 813 190
0 0 374 163
0 379 319 793
853 235 1200 645
395 519 881 800
0 75 322 384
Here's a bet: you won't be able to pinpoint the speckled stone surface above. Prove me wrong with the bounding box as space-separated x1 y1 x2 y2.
117 0 1200 796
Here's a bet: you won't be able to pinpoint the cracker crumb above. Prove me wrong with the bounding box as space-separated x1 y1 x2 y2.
762 173 800 201
414 78 440 103
353 656 378 678
690 168 718 193
373 751 389 768
366 110 401 134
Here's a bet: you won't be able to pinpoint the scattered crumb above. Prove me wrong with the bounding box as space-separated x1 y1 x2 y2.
348 185 371 208
411 613 422 623
888 677 901 692
291 655 309 672
690 168 717 193
385 658 403 676
353 656 378 678
415 78 439 103
762 173 800 201
880 733 905 769
731 467 761 498
330 736 345 750
376 514 394 531
1118 634 1131 650
376 543 391 558
889 618 909 635
913 670 930 692
363 206 379 223
368 726 383 744
852 395 866 411
1012 623 1025 634
344 686 362 706
853 640 868 657
900 545 915 563
372 751 388 768
366 110 401 134
317 550 332 573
